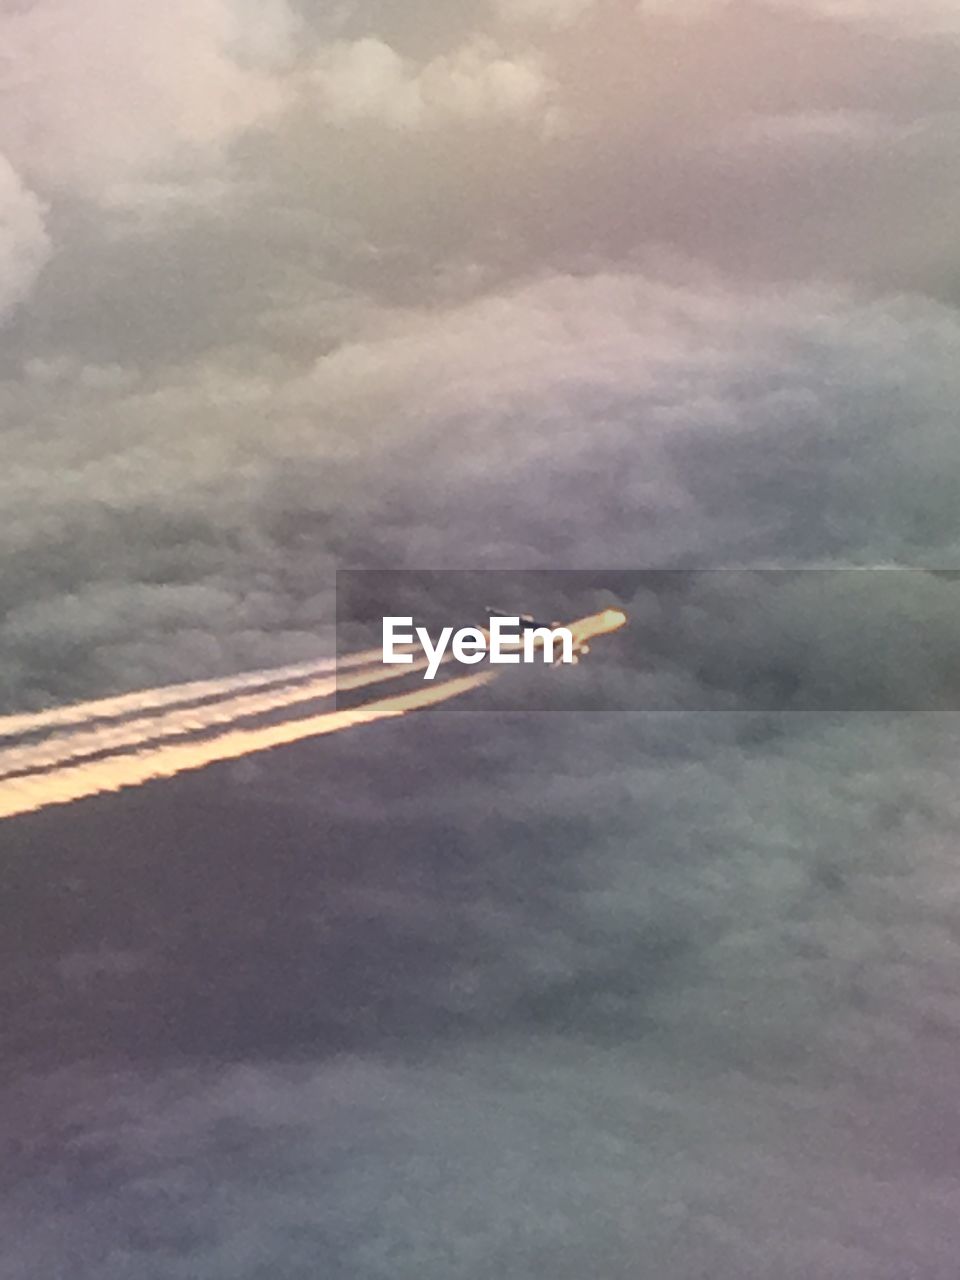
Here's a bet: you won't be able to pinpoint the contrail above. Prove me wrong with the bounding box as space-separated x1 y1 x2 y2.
0 671 494 821
0 655 440 781
0 608 626 823
0 648 383 739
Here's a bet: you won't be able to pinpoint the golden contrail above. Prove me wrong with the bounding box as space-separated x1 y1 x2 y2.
0 671 494 821
0 608 626 823
0 648 383 739
0 655 440 781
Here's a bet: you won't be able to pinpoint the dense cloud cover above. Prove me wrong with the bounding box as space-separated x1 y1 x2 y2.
3 1 960 1277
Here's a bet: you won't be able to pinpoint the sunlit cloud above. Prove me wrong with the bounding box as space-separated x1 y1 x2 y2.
312 36 556 132
0 0 296 201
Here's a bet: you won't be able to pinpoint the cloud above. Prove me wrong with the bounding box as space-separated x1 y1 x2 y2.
3 3 960 1274
5 702 960 1276
727 109 898 148
4 268 960 708
22 356 138 392
645 0 960 37
0 0 296 203
494 0 597 26
794 0 960 36
278 271 960 565
0 155 50 320
312 36 556 131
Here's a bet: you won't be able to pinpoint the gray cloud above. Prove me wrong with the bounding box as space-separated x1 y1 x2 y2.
4 271 960 708
3 703 960 1276
4 2 960 1277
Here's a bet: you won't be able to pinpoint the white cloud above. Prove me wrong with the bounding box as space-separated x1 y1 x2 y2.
0 154 50 320
312 36 555 132
0 0 296 203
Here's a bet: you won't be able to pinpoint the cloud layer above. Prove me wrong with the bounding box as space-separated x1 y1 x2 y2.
3 2 960 1278
6 268 960 705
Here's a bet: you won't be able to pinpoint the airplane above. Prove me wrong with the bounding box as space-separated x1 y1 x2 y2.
484 606 627 662
486 607 558 630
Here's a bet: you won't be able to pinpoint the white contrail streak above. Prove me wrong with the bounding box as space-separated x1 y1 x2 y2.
0 609 626 823
0 671 494 821
0 654 443 780
0 648 383 739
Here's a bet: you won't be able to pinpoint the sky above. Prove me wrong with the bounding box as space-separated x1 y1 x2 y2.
3 1 960 1276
